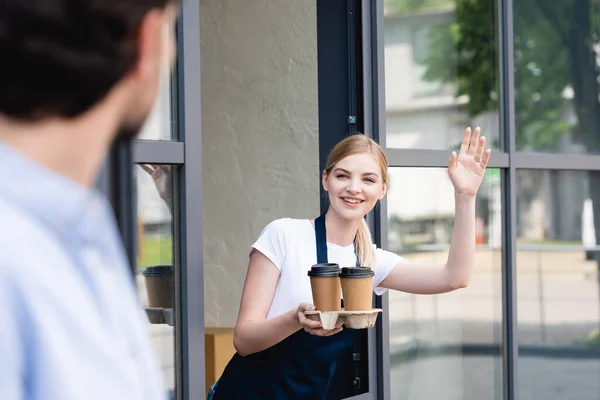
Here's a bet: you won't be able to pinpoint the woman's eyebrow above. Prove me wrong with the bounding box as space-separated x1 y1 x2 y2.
333 168 379 177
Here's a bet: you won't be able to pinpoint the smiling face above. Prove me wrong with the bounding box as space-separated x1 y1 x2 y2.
323 152 388 222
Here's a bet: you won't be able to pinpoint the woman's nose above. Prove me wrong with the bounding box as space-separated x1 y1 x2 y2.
347 180 361 193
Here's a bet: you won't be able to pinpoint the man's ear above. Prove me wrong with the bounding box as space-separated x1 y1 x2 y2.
131 9 165 80
322 170 329 191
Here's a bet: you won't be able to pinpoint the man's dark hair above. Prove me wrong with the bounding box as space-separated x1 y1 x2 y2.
0 0 176 120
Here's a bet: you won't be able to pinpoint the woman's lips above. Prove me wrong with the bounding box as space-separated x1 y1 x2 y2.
341 197 364 208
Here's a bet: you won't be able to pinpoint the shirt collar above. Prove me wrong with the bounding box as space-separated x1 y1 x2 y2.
0 141 105 234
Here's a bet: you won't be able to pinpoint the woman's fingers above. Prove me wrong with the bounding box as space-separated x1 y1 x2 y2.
468 127 480 156
323 326 343 336
298 303 345 335
459 127 471 154
448 151 457 170
305 326 344 336
304 318 322 329
298 310 322 330
321 327 344 336
473 135 486 162
140 164 155 175
480 148 492 168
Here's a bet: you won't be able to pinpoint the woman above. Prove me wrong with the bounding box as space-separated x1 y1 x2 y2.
147 127 491 399
205 127 491 399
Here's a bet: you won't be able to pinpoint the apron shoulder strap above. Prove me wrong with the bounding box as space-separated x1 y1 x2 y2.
315 214 328 264
314 213 360 267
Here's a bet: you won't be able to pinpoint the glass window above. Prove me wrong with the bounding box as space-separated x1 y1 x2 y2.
513 2 600 154
383 0 500 150
137 23 178 141
135 164 178 395
387 167 503 399
516 170 600 399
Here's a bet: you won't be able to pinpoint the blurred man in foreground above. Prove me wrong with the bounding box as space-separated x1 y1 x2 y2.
0 1 180 399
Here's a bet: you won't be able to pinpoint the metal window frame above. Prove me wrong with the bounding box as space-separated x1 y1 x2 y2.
132 140 185 164
106 1 204 399
384 149 509 168
497 0 518 398
361 1 389 400
174 1 204 398
362 1 390 399
317 0 381 398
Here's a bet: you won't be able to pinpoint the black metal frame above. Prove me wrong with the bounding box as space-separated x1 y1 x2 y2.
317 1 374 398
498 0 518 398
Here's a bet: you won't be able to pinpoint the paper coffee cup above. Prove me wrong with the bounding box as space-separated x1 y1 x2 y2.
340 267 374 311
143 265 174 308
308 263 341 311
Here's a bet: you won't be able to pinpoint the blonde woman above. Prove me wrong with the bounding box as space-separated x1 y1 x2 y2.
206 129 490 399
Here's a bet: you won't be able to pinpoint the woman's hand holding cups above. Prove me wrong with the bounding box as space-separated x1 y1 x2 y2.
296 303 343 336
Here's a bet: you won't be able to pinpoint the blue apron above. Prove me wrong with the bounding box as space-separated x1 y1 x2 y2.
210 214 356 399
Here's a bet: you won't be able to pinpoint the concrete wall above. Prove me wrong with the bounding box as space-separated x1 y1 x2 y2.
200 0 320 327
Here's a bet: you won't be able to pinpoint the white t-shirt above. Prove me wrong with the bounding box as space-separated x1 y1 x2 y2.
250 218 405 319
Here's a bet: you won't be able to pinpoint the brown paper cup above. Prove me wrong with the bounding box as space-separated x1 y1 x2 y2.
143 266 174 308
308 263 341 312
340 267 374 311
310 276 342 311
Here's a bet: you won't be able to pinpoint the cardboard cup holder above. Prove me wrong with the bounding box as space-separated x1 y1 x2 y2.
304 308 382 330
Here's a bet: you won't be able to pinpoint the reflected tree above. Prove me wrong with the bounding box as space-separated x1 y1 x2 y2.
390 0 600 271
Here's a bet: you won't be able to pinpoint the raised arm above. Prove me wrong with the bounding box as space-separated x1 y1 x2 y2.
233 250 342 357
380 127 491 294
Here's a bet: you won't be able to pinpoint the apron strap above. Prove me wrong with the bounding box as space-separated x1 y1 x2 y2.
314 213 363 396
314 213 360 266
315 214 328 264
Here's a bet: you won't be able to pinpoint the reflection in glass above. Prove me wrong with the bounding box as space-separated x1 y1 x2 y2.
513 2 600 154
517 170 600 399
383 0 500 150
138 23 177 141
135 164 177 393
387 167 503 399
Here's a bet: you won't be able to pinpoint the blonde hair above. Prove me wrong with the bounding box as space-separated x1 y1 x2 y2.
324 134 388 268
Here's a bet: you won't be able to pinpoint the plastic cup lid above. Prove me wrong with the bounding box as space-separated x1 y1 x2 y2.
307 263 341 277
142 266 172 277
340 266 374 278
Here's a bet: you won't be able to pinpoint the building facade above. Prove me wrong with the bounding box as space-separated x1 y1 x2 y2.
98 0 600 399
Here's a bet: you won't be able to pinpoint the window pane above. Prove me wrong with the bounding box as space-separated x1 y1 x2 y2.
137 24 177 141
517 170 600 399
513 2 600 154
387 167 503 399
383 1 500 150
135 164 177 396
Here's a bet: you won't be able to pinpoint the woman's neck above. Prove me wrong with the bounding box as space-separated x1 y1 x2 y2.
324 210 361 247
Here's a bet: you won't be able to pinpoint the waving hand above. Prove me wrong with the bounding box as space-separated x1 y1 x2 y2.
448 127 491 197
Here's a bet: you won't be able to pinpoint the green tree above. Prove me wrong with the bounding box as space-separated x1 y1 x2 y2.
392 0 600 266
411 0 577 150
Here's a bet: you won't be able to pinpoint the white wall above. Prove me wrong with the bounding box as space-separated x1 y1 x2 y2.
200 0 320 327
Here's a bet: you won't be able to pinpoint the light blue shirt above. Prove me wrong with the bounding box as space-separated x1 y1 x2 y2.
0 142 167 400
